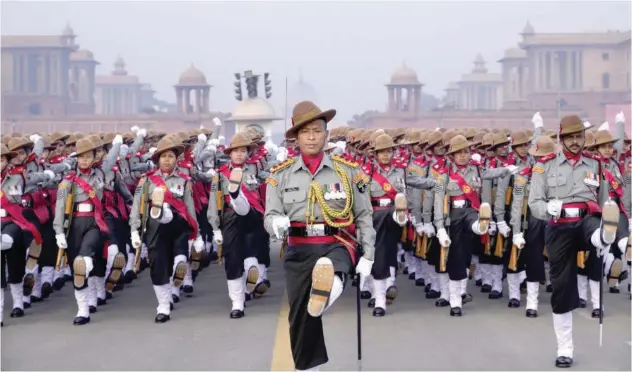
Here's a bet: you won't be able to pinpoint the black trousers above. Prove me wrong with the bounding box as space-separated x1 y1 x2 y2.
613 212 629 260
1 222 29 287
545 215 601 314
283 242 352 371
220 209 247 280
66 216 103 289
520 215 546 283
145 214 191 286
371 208 401 280
38 207 57 269
447 207 478 281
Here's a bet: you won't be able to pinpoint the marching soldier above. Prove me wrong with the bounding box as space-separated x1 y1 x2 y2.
264 101 376 371
129 135 204 323
528 115 620 368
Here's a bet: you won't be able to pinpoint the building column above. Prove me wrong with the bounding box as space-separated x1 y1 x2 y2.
184 88 191 113
195 88 202 113
203 87 210 113
176 87 183 113
406 86 413 112
388 87 395 112
414 86 421 114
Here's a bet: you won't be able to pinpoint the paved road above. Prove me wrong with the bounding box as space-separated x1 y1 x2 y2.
2 244 630 371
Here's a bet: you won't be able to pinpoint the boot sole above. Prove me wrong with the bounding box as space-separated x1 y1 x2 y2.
246 266 259 294
25 243 42 271
478 203 492 233
601 201 620 245
228 168 243 194
23 273 35 296
173 262 188 288
253 282 269 297
190 250 202 272
608 259 623 287
308 258 334 317
73 258 86 289
394 193 408 224
386 285 398 305
150 187 165 219
105 253 126 292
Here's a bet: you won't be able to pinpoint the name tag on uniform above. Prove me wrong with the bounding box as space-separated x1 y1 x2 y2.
170 184 184 197
584 172 599 187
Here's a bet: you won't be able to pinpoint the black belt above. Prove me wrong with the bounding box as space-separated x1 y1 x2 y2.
371 200 392 207
288 226 339 237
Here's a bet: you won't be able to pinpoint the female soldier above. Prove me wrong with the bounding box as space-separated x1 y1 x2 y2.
207 132 263 318
361 133 409 317
53 138 111 325
1 141 54 323
129 135 203 323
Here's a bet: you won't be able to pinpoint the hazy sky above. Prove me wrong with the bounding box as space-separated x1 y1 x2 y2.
2 1 631 123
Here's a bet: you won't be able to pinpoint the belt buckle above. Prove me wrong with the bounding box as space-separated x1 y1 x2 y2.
0 209 6 217
453 200 466 208
77 204 93 213
306 224 326 237
379 199 391 207
564 208 580 218
21 199 29 208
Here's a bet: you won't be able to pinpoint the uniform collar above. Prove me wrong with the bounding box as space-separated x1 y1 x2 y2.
556 151 588 166
292 152 332 175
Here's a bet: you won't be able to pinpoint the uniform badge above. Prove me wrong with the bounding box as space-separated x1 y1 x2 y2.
383 183 392 192
265 177 278 187
89 190 96 198
583 172 599 187
354 171 369 193
533 166 544 174
462 185 471 194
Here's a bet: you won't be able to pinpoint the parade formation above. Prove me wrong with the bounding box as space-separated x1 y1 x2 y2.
1 101 631 370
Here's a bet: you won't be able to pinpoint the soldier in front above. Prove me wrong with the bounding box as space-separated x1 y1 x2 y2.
528 115 620 368
264 101 376 372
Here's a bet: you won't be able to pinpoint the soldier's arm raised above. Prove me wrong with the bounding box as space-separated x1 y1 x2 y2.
527 163 548 221
351 168 376 261
206 175 221 231
128 131 145 156
129 177 145 232
25 170 51 187
53 180 69 235
101 141 121 173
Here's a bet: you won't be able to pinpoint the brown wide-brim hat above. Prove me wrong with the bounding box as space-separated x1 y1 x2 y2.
87 134 104 149
346 128 364 144
590 130 618 148
49 132 70 144
8 137 34 152
624 133 631 144
439 130 458 149
529 135 556 157
470 132 486 147
0 143 18 160
559 115 590 136
488 132 510 149
224 132 256 155
478 133 494 149
426 131 443 148
101 133 116 144
42 136 56 150
286 101 336 139
510 130 533 146
584 131 596 147
65 134 79 145
75 137 102 156
151 136 185 163
446 134 471 155
371 134 398 153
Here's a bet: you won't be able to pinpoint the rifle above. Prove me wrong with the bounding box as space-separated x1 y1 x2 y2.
55 182 75 271
134 180 149 273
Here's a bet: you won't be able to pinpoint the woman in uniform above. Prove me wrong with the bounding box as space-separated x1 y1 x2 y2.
129 135 203 323
207 132 262 318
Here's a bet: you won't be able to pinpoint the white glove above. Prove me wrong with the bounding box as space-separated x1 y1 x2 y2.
471 153 482 162
415 223 424 236
505 165 519 175
148 147 157 155
198 133 207 143
130 126 140 133
218 135 225 145
628 218 632 233
547 199 563 218
213 230 223 245
513 233 526 249
616 111 626 124
44 170 55 180
423 222 436 237
131 230 142 249
355 257 373 277
276 150 288 162
272 215 291 239
497 221 511 237
137 128 147 138
158 204 173 224
437 228 451 248
29 134 42 143
205 168 217 177
55 234 67 249
112 134 123 145
488 221 497 235
212 117 222 127
264 141 274 152
597 244 610 258
532 112 543 129
193 236 204 253
597 121 610 132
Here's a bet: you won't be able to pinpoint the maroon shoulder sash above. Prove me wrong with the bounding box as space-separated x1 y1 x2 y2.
73 175 109 234
148 173 198 238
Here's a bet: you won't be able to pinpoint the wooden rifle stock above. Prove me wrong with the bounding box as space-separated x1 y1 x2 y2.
57 183 75 271
134 181 149 273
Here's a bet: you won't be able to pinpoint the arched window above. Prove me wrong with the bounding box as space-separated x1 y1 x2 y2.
602 73 610 89
28 102 41 115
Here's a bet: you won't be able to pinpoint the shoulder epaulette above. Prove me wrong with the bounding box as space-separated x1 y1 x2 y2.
178 171 192 181
332 154 359 168
270 158 296 173
582 151 599 160
539 153 556 163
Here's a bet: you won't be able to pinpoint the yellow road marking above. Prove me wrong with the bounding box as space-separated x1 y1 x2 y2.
270 291 294 371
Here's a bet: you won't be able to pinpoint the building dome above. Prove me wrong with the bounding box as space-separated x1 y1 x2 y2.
178 64 208 86
522 21 534 35
70 49 94 61
62 23 75 36
287 72 318 115
230 97 279 121
390 64 419 85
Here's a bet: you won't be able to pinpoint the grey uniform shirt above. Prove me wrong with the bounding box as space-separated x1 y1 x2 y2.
264 154 376 261
1 169 50 204
433 162 483 230
207 163 260 231
598 158 631 218
129 170 196 237
53 169 106 235
493 155 533 224
527 152 600 221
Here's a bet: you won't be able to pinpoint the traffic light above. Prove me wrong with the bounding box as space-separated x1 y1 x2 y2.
234 74 242 101
246 76 258 99
264 72 272 99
